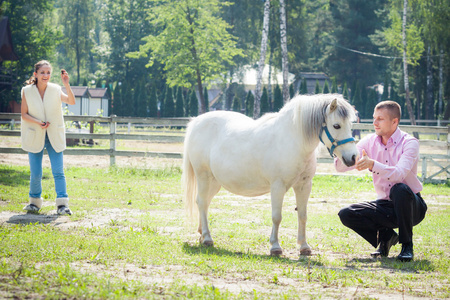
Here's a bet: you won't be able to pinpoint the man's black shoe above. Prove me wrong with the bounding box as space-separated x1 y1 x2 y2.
397 242 414 262
371 232 399 257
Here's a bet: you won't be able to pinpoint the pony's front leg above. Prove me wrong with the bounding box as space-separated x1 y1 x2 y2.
269 181 286 256
293 179 312 256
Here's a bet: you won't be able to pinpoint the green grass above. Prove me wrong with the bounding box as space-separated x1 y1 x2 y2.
0 164 449 299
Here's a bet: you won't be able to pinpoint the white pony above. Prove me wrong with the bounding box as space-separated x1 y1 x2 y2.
183 94 358 256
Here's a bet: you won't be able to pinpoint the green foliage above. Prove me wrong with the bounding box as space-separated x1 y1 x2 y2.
260 87 269 115
128 0 244 91
299 78 308 94
273 85 283 112
0 0 60 110
189 89 198 117
175 87 185 117
366 88 378 118
164 87 175 118
289 83 295 99
148 85 158 118
331 77 338 94
342 82 349 100
232 94 241 112
112 83 122 116
322 80 330 94
314 80 321 94
203 87 209 113
58 0 94 85
382 8 424 66
245 91 254 118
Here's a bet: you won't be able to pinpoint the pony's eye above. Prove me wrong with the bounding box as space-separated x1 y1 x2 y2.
333 124 341 129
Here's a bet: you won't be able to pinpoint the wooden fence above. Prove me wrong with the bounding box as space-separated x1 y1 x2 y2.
1 113 449 183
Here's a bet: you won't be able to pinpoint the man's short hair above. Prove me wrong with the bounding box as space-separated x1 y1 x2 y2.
375 101 401 121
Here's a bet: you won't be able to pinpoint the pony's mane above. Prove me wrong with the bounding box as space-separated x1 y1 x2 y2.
280 94 355 141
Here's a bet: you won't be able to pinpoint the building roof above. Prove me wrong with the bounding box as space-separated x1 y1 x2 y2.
298 72 330 80
62 86 89 97
88 88 108 98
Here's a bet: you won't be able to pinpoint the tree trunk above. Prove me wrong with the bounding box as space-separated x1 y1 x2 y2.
268 47 273 111
253 0 270 119
186 6 206 114
402 0 417 136
426 46 433 124
75 4 80 85
279 0 289 103
438 48 444 124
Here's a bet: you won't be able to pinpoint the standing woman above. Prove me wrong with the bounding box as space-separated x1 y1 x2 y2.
21 60 76 215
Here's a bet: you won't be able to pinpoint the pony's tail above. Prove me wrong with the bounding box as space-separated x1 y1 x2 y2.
182 128 198 226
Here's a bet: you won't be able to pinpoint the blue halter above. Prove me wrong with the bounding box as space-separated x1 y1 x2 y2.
319 123 356 157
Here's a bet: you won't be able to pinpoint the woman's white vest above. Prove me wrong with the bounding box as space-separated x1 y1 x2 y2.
21 83 66 153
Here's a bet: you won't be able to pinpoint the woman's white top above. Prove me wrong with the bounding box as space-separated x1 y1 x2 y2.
21 82 66 153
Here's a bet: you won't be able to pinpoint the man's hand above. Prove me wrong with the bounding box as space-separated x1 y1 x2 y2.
356 149 374 171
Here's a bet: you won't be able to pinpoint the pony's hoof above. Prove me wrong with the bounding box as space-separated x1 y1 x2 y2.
199 237 214 247
202 240 214 247
300 248 312 256
270 248 283 256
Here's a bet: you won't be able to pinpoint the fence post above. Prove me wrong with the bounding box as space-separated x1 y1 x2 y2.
10 119 15 130
421 157 427 183
110 115 117 166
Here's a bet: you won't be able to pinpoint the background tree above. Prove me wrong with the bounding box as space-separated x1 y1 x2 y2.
0 0 60 110
289 84 295 99
189 89 198 117
232 94 241 112
129 0 243 114
164 87 175 117
314 80 321 94
203 87 209 112
246 91 254 118
299 78 308 94
148 85 158 117
58 0 94 85
322 80 330 94
331 77 338 93
273 85 283 112
279 0 289 103
342 82 349 99
175 87 185 117
328 0 387 86
254 0 271 119
260 87 270 115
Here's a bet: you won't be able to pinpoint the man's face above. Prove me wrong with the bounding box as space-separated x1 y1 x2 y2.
373 108 397 137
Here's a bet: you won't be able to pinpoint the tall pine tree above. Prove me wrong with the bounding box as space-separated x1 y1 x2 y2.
175 87 185 117
260 87 270 115
164 87 175 117
322 80 330 94
273 85 283 112
314 80 321 94
246 91 254 118
203 87 209 112
189 89 198 117
148 85 158 118
232 94 241 112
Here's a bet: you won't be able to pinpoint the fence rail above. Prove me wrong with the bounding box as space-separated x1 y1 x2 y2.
1 113 449 183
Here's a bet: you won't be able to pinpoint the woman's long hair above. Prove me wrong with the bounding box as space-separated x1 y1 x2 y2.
25 60 52 85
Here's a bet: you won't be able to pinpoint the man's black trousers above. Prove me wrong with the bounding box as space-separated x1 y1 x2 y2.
338 183 427 247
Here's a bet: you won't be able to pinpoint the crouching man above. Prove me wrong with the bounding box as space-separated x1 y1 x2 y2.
335 101 427 261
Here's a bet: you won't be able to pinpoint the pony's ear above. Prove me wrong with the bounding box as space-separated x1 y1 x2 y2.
330 98 338 113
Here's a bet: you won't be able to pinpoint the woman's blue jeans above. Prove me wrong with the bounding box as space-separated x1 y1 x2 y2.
28 135 68 199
